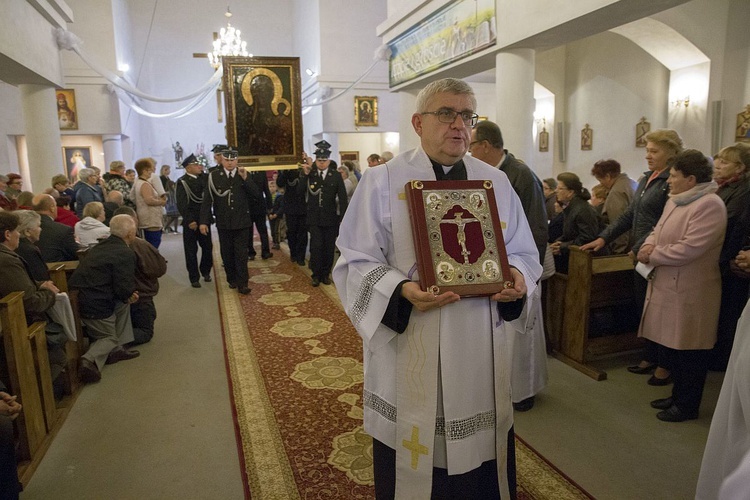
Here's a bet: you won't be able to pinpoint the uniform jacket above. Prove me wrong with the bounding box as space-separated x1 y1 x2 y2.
130 237 167 298
200 168 261 230
248 171 272 215
37 214 79 262
68 235 137 319
176 172 208 227
275 168 307 215
639 186 727 350
600 168 670 255
305 166 348 226
0 244 55 323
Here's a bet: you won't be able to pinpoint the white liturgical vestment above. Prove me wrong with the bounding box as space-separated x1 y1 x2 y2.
333 148 541 498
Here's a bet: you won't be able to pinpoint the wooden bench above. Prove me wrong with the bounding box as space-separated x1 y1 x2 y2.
0 292 69 486
47 261 84 396
545 246 644 380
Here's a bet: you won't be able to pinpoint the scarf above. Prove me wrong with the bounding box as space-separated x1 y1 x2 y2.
669 181 718 206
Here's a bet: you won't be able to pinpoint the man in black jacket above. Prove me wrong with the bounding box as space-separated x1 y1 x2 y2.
247 170 273 261
69 215 141 383
32 193 79 262
276 155 309 266
200 148 261 295
302 141 348 286
176 154 213 287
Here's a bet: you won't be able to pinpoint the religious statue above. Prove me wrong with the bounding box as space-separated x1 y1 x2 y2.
172 142 184 164
581 124 593 150
736 105 750 142
635 117 650 148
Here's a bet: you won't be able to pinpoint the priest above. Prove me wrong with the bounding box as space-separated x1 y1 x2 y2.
333 78 541 498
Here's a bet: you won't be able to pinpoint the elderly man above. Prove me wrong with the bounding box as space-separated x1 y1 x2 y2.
69 215 141 383
469 120 549 412
103 189 124 225
200 147 260 295
32 193 80 262
333 78 541 497
302 140 348 286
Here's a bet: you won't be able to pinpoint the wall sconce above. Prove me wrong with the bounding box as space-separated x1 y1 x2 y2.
672 96 690 108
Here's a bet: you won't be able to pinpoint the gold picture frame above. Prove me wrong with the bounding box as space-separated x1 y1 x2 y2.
57 89 78 130
222 56 304 170
581 124 593 151
539 128 549 152
340 151 359 163
355 96 378 126
736 104 750 142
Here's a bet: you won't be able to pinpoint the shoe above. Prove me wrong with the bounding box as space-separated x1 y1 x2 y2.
238 286 251 295
203 275 212 282
191 281 201 288
262 252 273 260
272 244 281 250
513 396 535 412
228 283 237 289
312 278 320 287
650 397 674 410
248 255 256 261
648 375 672 386
106 346 140 365
627 363 657 374
78 359 101 384
321 276 331 285
656 405 698 422
297 259 306 266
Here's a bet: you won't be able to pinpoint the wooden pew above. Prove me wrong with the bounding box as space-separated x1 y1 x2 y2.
47 261 83 395
0 292 60 486
545 246 644 380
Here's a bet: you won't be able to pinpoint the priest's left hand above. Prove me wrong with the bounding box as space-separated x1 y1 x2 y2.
401 282 460 312
490 267 526 302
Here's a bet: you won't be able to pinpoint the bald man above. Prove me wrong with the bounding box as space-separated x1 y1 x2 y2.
32 193 80 262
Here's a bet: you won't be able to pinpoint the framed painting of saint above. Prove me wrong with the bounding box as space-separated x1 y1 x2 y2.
57 89 78 130
581 124 593 150
635 117 650 147
222 56 304 170
62 146 91 183
736 104 750 142
355 96 378 126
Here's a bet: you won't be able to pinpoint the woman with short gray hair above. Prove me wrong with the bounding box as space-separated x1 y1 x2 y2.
74 168 104 218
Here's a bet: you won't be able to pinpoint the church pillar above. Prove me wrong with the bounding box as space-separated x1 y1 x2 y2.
19 84 64 192
102 134 123 167
495 50 536 164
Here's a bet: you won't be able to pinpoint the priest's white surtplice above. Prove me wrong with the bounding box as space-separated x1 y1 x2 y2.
333 148 542 498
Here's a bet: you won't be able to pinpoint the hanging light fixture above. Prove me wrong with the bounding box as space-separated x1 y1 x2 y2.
208 6 251 69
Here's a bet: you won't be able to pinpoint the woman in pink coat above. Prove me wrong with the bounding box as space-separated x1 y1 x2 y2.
637 150 727 422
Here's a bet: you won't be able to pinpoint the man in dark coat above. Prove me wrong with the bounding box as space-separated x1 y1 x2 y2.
199 148 261 295
176 154 213 287
69 215 141 383
32 193 80 262
302 141 348 286
247 170 273 260
276 155 309 266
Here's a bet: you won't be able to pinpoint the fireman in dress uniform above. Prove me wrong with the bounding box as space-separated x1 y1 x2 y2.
176 154 213 288
276 152 311 266
199 147 260 295
302 140 348 286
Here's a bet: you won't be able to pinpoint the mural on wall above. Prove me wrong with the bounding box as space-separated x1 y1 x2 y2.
736 104 750 142
57 89 78 130
581 124 593 151
354 96 378 127
222 56 303 170
388 0 496 87
62 146 91 182
635 117 650 148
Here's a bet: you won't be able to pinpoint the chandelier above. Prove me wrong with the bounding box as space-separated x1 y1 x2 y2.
208 7 251 69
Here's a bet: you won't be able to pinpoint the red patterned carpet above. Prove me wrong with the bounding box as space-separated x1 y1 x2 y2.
214 244 593 499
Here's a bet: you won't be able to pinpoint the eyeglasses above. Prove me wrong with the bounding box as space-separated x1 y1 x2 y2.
421 109 479 127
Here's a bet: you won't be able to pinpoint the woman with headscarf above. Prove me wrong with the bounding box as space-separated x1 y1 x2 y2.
637 150 726 422
581 129 684 385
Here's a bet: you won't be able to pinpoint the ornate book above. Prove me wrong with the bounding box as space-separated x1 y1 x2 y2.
405 179 514 297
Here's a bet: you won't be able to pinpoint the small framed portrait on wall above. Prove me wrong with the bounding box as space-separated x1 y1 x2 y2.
539 127 549 152
57 89 78 130
736 104 750 142
635 117 650 147
355 96 378 126
62 146 92 183
340 151 359 163
581 124 593 150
